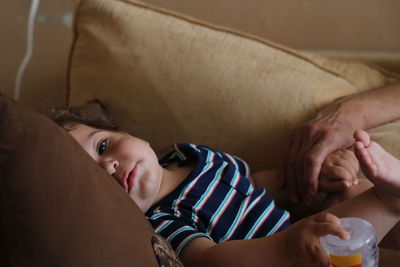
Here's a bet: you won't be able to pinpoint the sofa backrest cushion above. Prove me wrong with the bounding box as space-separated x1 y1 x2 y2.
68 0 399 171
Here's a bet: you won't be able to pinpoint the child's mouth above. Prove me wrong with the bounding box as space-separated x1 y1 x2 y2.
127 164 138 193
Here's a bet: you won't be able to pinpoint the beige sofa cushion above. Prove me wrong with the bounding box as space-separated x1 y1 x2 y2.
68 0 399 171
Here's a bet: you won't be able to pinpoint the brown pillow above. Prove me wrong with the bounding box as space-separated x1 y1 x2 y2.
0 92 159 267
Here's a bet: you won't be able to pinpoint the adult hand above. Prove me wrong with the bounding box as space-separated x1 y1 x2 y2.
281 98 358 206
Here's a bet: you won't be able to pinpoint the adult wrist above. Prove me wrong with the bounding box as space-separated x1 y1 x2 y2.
331 95 369 130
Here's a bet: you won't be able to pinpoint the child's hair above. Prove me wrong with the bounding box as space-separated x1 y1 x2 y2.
45 100 119 132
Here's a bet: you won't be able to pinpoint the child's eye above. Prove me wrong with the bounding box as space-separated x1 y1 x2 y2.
97 139 109 155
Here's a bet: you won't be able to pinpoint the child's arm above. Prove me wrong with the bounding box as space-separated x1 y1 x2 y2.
180 188 400 267
250 170 330 212
250 170 293 209
179 212 347 267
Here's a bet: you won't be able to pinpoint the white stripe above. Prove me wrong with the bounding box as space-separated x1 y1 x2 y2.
246 185 254 195
191 161 226 223
207 187 236 233
150 212 171 220
241 157 251 178
172 152 214 217
241 190 265 219
231 155 251 178
166 225 193 242
155 220 173 233
174 144 187 161
218 196 251 242
267 211 290 235
245 201 274 239
189 143 201 153
224 153 242 187
176 233 212 256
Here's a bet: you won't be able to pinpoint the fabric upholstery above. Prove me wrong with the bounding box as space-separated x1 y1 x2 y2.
0 93 159 267
68 0 399 172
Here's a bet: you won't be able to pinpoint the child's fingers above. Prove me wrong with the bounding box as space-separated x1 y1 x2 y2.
326 150 359 185
329 150 359 176
314 222 350 240
299 214 335 266
313 212 339 223
306 243 331 266
319 180 350 192
312 213 350 239
348 152 360 180
332 155 358 181
333 165 353 182
312 212 343 228
342 157 359 184
319 164 356 192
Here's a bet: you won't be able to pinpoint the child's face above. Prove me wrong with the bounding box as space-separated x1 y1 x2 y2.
69 124 162 212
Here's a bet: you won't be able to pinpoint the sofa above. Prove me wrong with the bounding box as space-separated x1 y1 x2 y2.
1 0 400 266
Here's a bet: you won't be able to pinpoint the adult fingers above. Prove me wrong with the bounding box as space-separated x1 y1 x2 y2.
302 142 333 206
299 127 347 205
294 135 318 202
284 130 304 203
278 138 295 189
277 162 286 189
289 124 322 203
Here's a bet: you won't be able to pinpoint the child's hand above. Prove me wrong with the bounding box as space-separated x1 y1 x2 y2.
319 149 359 193
286 212 349 266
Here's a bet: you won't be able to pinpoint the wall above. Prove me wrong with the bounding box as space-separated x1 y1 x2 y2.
1 0 78 109
142 0 400 72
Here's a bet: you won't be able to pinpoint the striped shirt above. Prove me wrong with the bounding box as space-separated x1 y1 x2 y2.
145 143 290 255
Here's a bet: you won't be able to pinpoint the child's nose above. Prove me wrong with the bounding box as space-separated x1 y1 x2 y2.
101 159 119 175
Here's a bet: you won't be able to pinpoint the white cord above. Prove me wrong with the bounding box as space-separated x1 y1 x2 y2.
14 0 41 101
